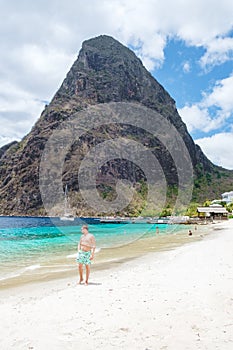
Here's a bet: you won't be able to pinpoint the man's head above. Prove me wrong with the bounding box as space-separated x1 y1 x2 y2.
81 225 88 234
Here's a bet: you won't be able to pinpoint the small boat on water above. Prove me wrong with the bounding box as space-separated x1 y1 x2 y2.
60 185 75 221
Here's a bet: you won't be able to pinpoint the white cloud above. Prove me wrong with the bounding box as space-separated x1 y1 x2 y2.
200 37 233 69
202 74 233 113
132 34 166 70
0 81 45 146
195 133 233 169
0 135 15 146
182 61 191 73
0 81 43 114
108 0 233 70
179 73 233 133
0 111 38 146
0 0 233 153
178 105 217 133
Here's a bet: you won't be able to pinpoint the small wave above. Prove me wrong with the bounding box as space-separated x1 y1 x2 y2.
0 271 22 282
24 264 41 271
66 253 77 258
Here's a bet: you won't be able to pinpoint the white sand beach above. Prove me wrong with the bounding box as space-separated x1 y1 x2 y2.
0 220 233 350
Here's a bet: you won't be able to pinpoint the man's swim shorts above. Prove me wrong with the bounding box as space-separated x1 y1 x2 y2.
76 250 92 265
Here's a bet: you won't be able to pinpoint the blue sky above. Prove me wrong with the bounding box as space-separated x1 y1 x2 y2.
154 37 233 139
0 0 233 168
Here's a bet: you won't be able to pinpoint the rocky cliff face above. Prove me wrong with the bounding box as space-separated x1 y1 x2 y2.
0 35 232 216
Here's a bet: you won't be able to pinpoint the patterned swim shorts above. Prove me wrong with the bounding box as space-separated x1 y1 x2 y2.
76 250 92 265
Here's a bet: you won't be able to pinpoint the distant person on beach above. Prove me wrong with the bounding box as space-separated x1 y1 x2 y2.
155 226 159 234
188 230 192 236
77 225 96 285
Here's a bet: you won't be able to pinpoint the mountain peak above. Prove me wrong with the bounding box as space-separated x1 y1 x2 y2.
0 35 232 216
78 34 139 71
53 34 173 108
82 34 126 49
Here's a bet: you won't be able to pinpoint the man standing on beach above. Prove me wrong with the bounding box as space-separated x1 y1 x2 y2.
77 225 96 285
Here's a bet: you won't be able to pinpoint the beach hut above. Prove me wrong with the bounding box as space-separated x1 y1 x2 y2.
197 204 228 220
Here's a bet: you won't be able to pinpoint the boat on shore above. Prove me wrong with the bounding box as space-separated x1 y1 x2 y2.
99 216 171 224
146 217 171 224
100 216 131 224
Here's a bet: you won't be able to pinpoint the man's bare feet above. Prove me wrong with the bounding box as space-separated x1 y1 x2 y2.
78 279 83 284
85 281 88 285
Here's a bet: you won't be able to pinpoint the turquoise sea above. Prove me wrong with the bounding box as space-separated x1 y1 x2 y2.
0 216 188 288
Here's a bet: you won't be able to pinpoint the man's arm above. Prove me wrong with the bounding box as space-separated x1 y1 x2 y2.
90 236 96 259
78 238 81 251
78 235 84 251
